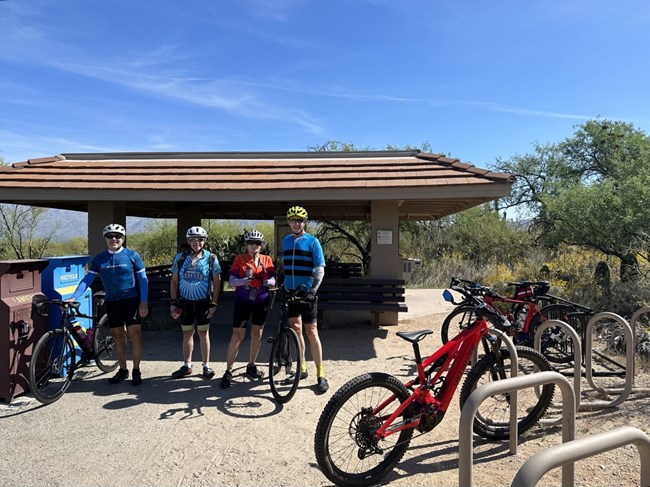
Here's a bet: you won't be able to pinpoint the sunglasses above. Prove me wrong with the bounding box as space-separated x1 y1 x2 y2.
246 241 262 245
188 237 205 242
288 218 306 224
105 234 123 239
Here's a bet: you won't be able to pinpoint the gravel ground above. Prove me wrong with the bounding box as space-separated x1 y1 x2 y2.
2 291 649 487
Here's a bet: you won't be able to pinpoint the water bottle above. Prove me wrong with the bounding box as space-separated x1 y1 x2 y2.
74 324 92 350
171 306 182 319
515 309 527 331
246 268 258 300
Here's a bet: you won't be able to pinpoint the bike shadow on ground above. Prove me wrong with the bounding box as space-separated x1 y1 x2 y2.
140 318 388 364
333 426 557 485
66 364 322 420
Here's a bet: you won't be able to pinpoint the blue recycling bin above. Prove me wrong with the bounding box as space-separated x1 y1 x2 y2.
41 256 93 357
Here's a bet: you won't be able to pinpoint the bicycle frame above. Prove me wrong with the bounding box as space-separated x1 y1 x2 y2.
453 280 552 336
482 293 542 334
372 317 491 441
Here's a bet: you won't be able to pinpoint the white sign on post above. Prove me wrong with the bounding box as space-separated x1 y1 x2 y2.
376 229 393 245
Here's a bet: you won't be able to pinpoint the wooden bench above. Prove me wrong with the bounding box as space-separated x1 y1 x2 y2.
325 262 363 279
316 278 408 326
146 264 173 309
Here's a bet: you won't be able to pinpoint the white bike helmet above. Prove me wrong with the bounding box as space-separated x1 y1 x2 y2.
186 226 208 239
102 223 126 237
244 229 264 242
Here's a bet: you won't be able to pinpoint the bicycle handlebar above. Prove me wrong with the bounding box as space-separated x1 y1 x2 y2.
33 298 94 320
507 280 550 288
444 282 513 330
267 284 311 308
448 278 507 301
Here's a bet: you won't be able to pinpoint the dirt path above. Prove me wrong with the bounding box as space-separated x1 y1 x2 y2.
2 302 649 486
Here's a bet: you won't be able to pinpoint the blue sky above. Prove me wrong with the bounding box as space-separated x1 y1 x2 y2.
1 0 649 169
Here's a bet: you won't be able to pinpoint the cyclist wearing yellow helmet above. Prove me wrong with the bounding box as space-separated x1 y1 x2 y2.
282 205 329 393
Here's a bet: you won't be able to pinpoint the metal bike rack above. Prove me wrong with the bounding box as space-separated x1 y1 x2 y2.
510 426 650 487
535 313 634 410
534 320 582 424
581 312 634 409
458 371 575 487
630 306 650 377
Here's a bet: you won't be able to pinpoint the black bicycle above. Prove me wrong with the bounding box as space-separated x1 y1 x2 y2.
266 285 308 404
29 297 118 404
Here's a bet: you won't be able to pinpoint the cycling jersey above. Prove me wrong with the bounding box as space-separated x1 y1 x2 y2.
229 253 276 303
86 248 147 302
171 250 221 301
282 232 325 291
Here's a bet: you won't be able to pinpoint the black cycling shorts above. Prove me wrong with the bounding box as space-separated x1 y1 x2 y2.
106 297 142 328
179 299 211 327
232 298 269 328
287 299 318 325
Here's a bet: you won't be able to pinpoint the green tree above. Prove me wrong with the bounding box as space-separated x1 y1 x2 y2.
447 205 531 265
492 119 650 280
307 140 440 273
0 204 60 259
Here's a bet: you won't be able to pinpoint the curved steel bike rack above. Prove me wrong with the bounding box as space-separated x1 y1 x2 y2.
511 426 650 487
582 312 634 409
533 320 582 424
458 371 575 487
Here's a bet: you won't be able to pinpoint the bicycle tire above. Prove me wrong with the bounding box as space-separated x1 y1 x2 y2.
29 329 76 405
268 328 302 403
441 306 501 344
94 314 119 373
531 303 578 364
459 346 554 440
314 372 414 487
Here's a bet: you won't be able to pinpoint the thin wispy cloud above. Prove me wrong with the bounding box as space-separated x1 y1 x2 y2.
0 129 118 160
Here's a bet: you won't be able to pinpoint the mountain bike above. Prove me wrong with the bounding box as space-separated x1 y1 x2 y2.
314 287 555 487
29 297 118 405
266 285 307 404
441 278 580 363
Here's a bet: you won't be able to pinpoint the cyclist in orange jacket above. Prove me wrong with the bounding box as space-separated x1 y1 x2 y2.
221 229 276 388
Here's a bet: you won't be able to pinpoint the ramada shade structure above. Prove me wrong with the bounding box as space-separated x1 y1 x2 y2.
0 150 514 222
0 149 513 325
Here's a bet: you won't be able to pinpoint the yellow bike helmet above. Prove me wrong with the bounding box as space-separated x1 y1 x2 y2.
286 205 308 220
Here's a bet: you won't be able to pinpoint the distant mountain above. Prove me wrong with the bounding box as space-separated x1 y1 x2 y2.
36 208 262 241
36 209 157 241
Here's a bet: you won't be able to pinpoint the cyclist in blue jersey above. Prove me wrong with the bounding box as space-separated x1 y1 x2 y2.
282 206 329 393
169 226 222 380
70 223 149 386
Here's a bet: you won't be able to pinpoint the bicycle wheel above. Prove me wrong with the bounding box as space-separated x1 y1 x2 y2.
268 328 302 403
441 306 501 344
459 346 554 440
532 304 578 364
29 330 76 405
94 314 119 373
314 372 414 487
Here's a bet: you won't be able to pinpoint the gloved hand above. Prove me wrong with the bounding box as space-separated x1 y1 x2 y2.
305 291 316 302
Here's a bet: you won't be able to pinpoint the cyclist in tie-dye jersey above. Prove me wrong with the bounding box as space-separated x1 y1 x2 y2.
169 226 222 380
